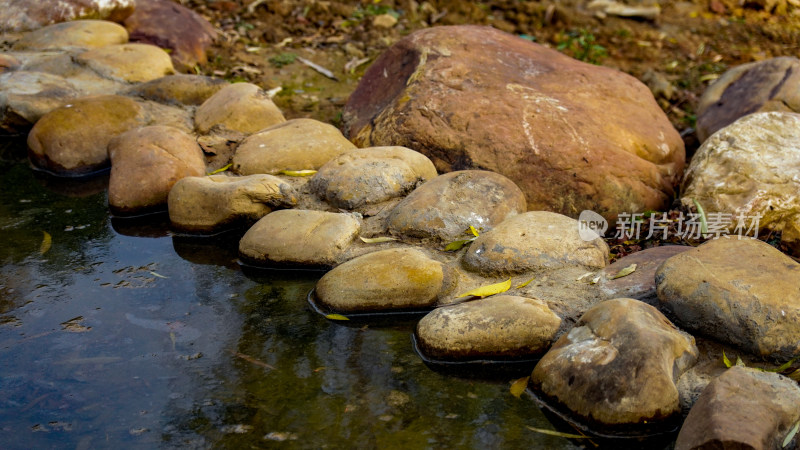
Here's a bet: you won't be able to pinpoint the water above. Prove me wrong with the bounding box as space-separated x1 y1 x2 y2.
0 143 583 449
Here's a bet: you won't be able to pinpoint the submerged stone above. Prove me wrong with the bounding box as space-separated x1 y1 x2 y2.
239 210 360 268
531 298 698 430
315 248 446 313
309 146 438 210
416 295 561 361
168 174 297 233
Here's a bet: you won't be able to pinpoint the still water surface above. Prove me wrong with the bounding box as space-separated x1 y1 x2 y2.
0 144 580 449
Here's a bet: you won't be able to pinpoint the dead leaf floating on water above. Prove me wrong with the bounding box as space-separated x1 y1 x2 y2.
325 313 350 321
456 279 511 299
509 376 529 398
39 231 51 254
610 263 637 280
525 425 590 439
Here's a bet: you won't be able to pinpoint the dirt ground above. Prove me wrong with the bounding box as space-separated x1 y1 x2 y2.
183 0 800 154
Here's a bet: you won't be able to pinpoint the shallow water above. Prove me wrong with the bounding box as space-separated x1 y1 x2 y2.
0 145 587 449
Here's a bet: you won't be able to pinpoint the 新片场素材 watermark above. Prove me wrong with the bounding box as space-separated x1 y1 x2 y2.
577 210 761 241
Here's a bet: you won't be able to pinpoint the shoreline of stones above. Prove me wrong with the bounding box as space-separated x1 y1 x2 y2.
4 13 800 449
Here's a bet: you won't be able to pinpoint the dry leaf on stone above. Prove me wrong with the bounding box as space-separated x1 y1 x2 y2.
359 236 397 243
610 263 637 279
510 376 529 398
207 163 232 175
279 169 317 177
456 279 511 298
784 420 800 448
515 277 535 289
722 350 733 368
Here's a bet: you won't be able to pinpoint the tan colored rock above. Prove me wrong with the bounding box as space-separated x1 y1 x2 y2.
0 1 135 33
137 100 194 134
343 25 684 222
696 57 800 142
681 112 800 247
195 82 285 135
239 210 360 268
463 211 608 275
168 174 297 233
531 298 698 430
386 170 527 242
656 238 800 360
315 248 445 313
372 13 398 28
11 20 128 50
77 43 175 83
124 0 217 72
125 74 226 106
0 71 79 133
232 118 354 175
416 295 561 361
13 51 124 95
108 126 205 215
675 367 800 450
309 146 437 209
27 95 143 176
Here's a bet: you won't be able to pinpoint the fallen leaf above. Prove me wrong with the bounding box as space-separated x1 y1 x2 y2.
515 277 535 289
610 263 637 280
693 198 709 235
456 279 511 299
296 56 339 81
784 420 799 448
735 356 745 367
325 313 350 321
279 169 317 177
444 237 476 251
149 271 168 279
722 350 733 368
207 163 232 175
510 376 529 398
469 225 480 237
359 236 397 243
525 425 589 439
40 231 51 254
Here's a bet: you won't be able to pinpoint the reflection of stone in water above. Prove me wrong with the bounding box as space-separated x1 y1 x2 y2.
125 313 201 342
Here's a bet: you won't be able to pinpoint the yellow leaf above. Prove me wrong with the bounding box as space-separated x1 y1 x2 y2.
359 236 397 243
207 163 232 175
39 231 52 254
279 169 317 177
735 356 745 367
469 225 480 237
325 313 349 321
783 420 799 448
722 350 732 368
510 376 529 398
610 263 637 280
525 425 589 439
456 279 511 299
693 198 709 234
444 238 476 251
515 277 535 289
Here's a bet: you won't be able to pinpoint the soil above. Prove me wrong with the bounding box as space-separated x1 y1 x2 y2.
183 0 800 155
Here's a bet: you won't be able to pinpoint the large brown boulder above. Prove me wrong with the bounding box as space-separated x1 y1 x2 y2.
342 25 684 223
0 0 134 33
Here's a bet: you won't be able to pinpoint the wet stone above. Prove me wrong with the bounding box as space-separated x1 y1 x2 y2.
76 43 176 83
239 210 360 268
675 366 800 450
656 237 800 360
232 118 354 175
195 82 285 135
11 20 129 51
27 94 143 176
531 298 698 431
462 211 609 275
0 71 79 133
415 295 561 361
309 146 438 210
108 126 206 216
168 174 297 234
314 248 445 313
386 170 527 243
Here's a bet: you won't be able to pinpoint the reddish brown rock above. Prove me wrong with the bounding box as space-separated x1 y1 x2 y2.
696 57 800 142
343 25 684 223
0 0 135 33
124 0 217 73
597 245 691 305
108 126 206 215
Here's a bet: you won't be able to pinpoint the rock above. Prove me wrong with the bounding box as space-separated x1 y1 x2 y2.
12 51 124 96
0 1 135 33
681 112 800 247
124 74 227 106
11 20 129 51
239 210 360 268
137 100 194 134
124 0 217 72
656 238 800 360
696 57 800 142
675 366 800 450
415 295 561 361
195 83 285 135
462 211 609 275
342 25 684 222
0 71 79 134
0 54 21 73
108 126 206 215
76 43 176 83
232 118 354 175
597 245 690 305
314 248 446 313
386 170 526 243
531 298 698 430
309 146 438 210
27 95 143 176
168 174 297 233
586 0 660 20
372 14 398 28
